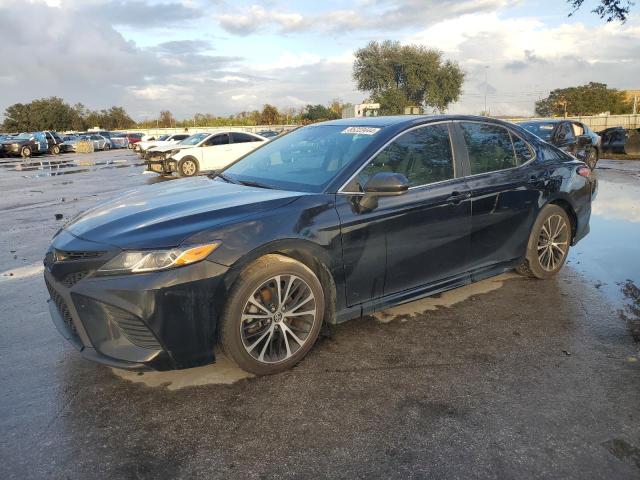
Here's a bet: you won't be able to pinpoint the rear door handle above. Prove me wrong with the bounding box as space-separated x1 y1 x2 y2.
447 191 471 204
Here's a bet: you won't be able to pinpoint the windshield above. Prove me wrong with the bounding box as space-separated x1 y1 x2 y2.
180 133 209 145
222 125 380 193
519 122 555 141
157 135 169 141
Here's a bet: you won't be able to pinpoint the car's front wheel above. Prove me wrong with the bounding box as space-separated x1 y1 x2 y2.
178 157 199 177
21 146 31 158
104 143 110 151
220 254 325 375
51 145 60 155
517 204 571 279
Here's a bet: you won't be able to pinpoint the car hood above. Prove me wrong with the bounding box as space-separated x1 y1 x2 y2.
150 144 194 153
64 177 304 249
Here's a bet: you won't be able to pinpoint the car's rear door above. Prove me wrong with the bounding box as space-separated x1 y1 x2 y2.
336 122 472 305
454 121 543 272
230 133 264 159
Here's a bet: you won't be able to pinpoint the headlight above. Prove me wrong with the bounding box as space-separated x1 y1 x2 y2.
97 243 220 274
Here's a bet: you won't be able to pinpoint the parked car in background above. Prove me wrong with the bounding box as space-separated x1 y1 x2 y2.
61 135 89 153
257 129 280 138
1 132 48 158
518 120 601 169
109 133 129 149
125 132 144 148
144 134 205 161
41 131 67 155
134 134 191 158
87 134 111 151
141 134 168 142
148 131 267 177
44 115 597 374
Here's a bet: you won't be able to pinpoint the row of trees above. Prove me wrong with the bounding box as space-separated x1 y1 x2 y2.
2 97 135 132
2 98 347 132
534 82 633 117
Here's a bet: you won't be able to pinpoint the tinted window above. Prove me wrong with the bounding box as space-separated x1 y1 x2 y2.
173 134 189 141
557 123 574 141
519 122 555 141
232 132 260 143
204 134 229 146
460 122 517 174
510 133 534 165
352 124 454 190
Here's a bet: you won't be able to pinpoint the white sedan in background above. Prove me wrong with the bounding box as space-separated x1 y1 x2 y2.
147 131 267 177
134 133 191 157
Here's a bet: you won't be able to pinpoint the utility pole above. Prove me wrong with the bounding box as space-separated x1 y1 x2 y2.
484 66 489 115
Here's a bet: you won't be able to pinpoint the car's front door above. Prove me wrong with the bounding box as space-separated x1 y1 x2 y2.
200 133 231 170
454 121 543 273
336 122 472 306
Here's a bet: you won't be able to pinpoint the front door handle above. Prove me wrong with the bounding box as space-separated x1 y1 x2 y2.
447 191 471 204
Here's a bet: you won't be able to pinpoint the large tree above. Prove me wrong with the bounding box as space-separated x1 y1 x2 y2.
535 82 632 116
353 40 464 115
568 0 633 22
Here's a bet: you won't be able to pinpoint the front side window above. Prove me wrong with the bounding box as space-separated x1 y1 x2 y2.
350 124 454 190
459 122 518 174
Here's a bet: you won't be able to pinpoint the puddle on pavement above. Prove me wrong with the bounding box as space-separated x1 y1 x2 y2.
568 168 640 311
111 351 253 389
374 272 518 323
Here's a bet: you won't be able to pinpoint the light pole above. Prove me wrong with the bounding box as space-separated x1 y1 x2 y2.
483 66 489 115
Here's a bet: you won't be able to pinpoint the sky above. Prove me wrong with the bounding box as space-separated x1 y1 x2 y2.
0 0 638 121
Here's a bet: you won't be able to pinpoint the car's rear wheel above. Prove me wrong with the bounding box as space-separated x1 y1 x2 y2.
21 146 31 158
104 143 110 151
220 254 325 375
51 145 60 155
178 157 199 177
517 204 571 279
586 148 598 170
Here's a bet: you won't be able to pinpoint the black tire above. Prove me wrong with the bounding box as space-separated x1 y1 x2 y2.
51 145 60 155
220 254 325 375
104 142 111 151
178 157 199 177
516 204 572 279
21 146 31 158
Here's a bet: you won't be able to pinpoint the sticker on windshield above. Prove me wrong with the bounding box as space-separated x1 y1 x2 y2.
341 127 380 135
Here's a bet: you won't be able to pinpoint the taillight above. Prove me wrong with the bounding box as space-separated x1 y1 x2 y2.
577 165 590 177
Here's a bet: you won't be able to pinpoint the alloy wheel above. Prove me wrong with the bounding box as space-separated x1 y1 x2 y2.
240 274 317 364
537 214 569 272
181 160 197 176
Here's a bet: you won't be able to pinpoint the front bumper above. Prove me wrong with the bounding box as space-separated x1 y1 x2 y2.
45 232 229 370
147 157 177 175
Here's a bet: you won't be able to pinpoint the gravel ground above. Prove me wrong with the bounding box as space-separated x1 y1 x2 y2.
0 150 639 479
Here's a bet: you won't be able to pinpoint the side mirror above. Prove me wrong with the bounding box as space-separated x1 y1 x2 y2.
363 172 409 196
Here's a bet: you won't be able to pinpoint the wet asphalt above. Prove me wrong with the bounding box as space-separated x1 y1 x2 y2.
0 151 639 479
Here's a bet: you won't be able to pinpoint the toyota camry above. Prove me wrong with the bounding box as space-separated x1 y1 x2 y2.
44 115 597 375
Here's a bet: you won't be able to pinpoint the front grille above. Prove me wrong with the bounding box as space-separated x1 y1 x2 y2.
54 250 104 262
46 279 79 339
62 271 90 287
103 303 161 350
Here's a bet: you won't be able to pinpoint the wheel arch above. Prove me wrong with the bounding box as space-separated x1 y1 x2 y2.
547 198 578 242
221 238 338 326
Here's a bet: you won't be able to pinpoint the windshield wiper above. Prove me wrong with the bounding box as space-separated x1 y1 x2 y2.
236 180 274 189
209 171 238 184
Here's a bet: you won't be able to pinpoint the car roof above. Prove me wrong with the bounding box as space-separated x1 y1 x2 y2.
519 119 568 125
320 114 522 128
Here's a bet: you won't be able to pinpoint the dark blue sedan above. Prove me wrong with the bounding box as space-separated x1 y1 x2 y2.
44 115 597 375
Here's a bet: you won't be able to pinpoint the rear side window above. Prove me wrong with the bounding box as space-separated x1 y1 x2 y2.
232 132 260 143
173 134 189 141
459 122 517 174
510 133 534 165
354 123 454 189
